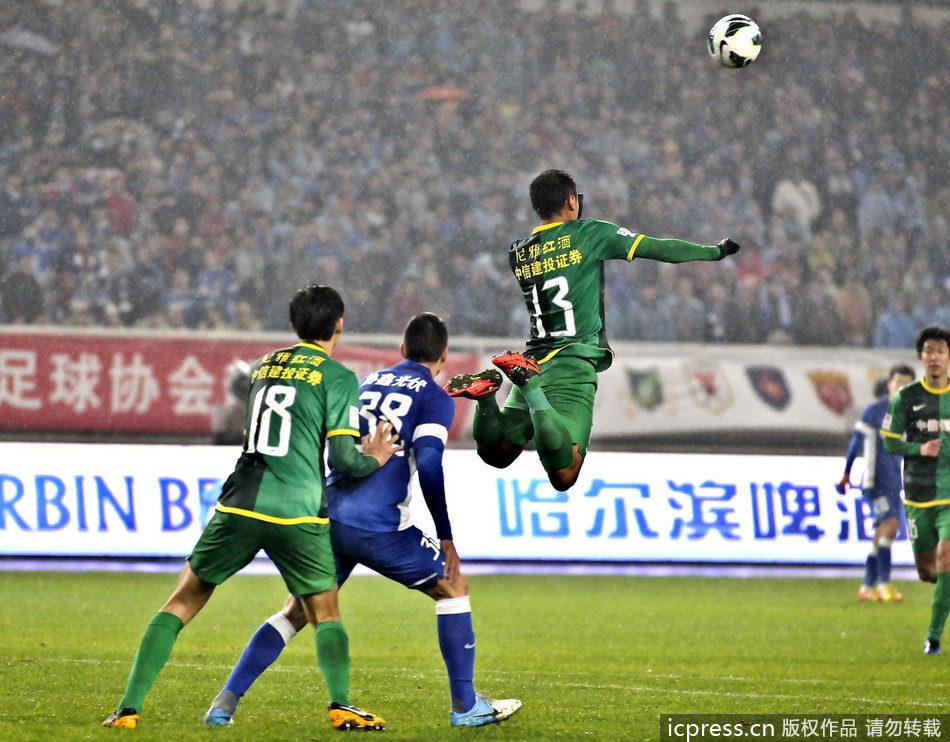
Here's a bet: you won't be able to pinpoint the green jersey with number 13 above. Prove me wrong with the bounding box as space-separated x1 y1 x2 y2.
509 218 721 372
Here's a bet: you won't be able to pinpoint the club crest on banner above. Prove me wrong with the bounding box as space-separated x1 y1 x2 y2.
626 367 664 411
745 366 791 410
684 362 733 414
807 370 853 415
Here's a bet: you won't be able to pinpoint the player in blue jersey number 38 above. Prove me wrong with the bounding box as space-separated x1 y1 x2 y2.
203 313 521 729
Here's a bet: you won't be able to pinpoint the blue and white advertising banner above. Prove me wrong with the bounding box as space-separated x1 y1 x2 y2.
0 443 910 566
0 443 236 557
438 449 908 565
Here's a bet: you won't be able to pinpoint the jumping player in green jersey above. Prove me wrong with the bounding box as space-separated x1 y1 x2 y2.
882 325 950 655
444 169 740 491
103 285 402 732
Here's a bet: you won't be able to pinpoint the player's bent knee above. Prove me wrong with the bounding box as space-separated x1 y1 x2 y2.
425 576 469 600
477 447 520 469
451 573 469 596
918 567 938 583
282 598 308 631
549 463 583 491
547 450 584 491
549 473 575 492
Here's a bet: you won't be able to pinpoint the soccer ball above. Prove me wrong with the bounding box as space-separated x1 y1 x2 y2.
708 14 762 68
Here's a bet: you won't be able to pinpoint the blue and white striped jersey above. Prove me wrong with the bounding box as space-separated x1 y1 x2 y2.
327 359 455 534
845 394 903 494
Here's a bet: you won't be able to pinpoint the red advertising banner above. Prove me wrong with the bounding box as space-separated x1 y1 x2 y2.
0 329 479 438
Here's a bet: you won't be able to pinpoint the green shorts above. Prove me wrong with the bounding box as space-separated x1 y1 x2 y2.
500 354 598 458
904 503 950 554
188 510 336 596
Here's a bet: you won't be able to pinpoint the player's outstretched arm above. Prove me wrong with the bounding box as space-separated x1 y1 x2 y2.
328 421 403 477
632 235 738 263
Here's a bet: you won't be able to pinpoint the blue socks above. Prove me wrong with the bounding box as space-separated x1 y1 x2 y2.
436 597 477 713
218 601 480 715
863 552 878 588
222 613 297 704
876 543 892 585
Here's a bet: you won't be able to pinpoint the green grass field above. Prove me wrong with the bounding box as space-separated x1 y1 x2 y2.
0 569 946 741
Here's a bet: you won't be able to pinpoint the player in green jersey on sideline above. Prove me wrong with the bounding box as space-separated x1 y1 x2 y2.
882 325 950 655
444 169 740 491
103 285 402 731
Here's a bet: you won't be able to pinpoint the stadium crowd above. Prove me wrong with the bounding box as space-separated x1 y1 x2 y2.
0 0 949 347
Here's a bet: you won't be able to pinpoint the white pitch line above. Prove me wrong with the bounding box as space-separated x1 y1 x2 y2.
50 657 950 708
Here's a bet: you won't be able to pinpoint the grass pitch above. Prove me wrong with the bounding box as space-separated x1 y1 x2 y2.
0 569 945 741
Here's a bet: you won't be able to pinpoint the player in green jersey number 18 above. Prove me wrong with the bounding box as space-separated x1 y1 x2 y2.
444 169 740 491
103 285 402 732
882 326 950 655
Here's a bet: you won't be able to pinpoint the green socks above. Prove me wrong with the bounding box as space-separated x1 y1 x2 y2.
475 376 573 473
520 377 552 411
473 397 504 448
118 611 184 712
316 620 350 706
929 573 950 642
521 377 573 472
532 407 574 472
117 614 355 713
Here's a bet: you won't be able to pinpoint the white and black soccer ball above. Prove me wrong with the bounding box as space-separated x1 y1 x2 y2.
708 14 762 68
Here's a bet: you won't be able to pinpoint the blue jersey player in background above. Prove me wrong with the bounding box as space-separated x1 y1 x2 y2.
203 313 521 729
837 363 916 603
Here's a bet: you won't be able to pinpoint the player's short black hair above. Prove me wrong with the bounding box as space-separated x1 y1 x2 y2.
403 312 448 363
530 169 577 219
289 285 344 341
915 326 950 354
888 363 916 381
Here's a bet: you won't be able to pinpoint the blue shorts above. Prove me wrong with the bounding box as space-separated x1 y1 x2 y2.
331 521 446 590
862 488 902 527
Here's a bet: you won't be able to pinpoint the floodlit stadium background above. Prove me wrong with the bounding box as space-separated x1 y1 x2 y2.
1 0 946 572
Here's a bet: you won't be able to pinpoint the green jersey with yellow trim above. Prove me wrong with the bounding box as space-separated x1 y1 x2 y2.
216 342 360 523
508 218 721 372
882 378 950 505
